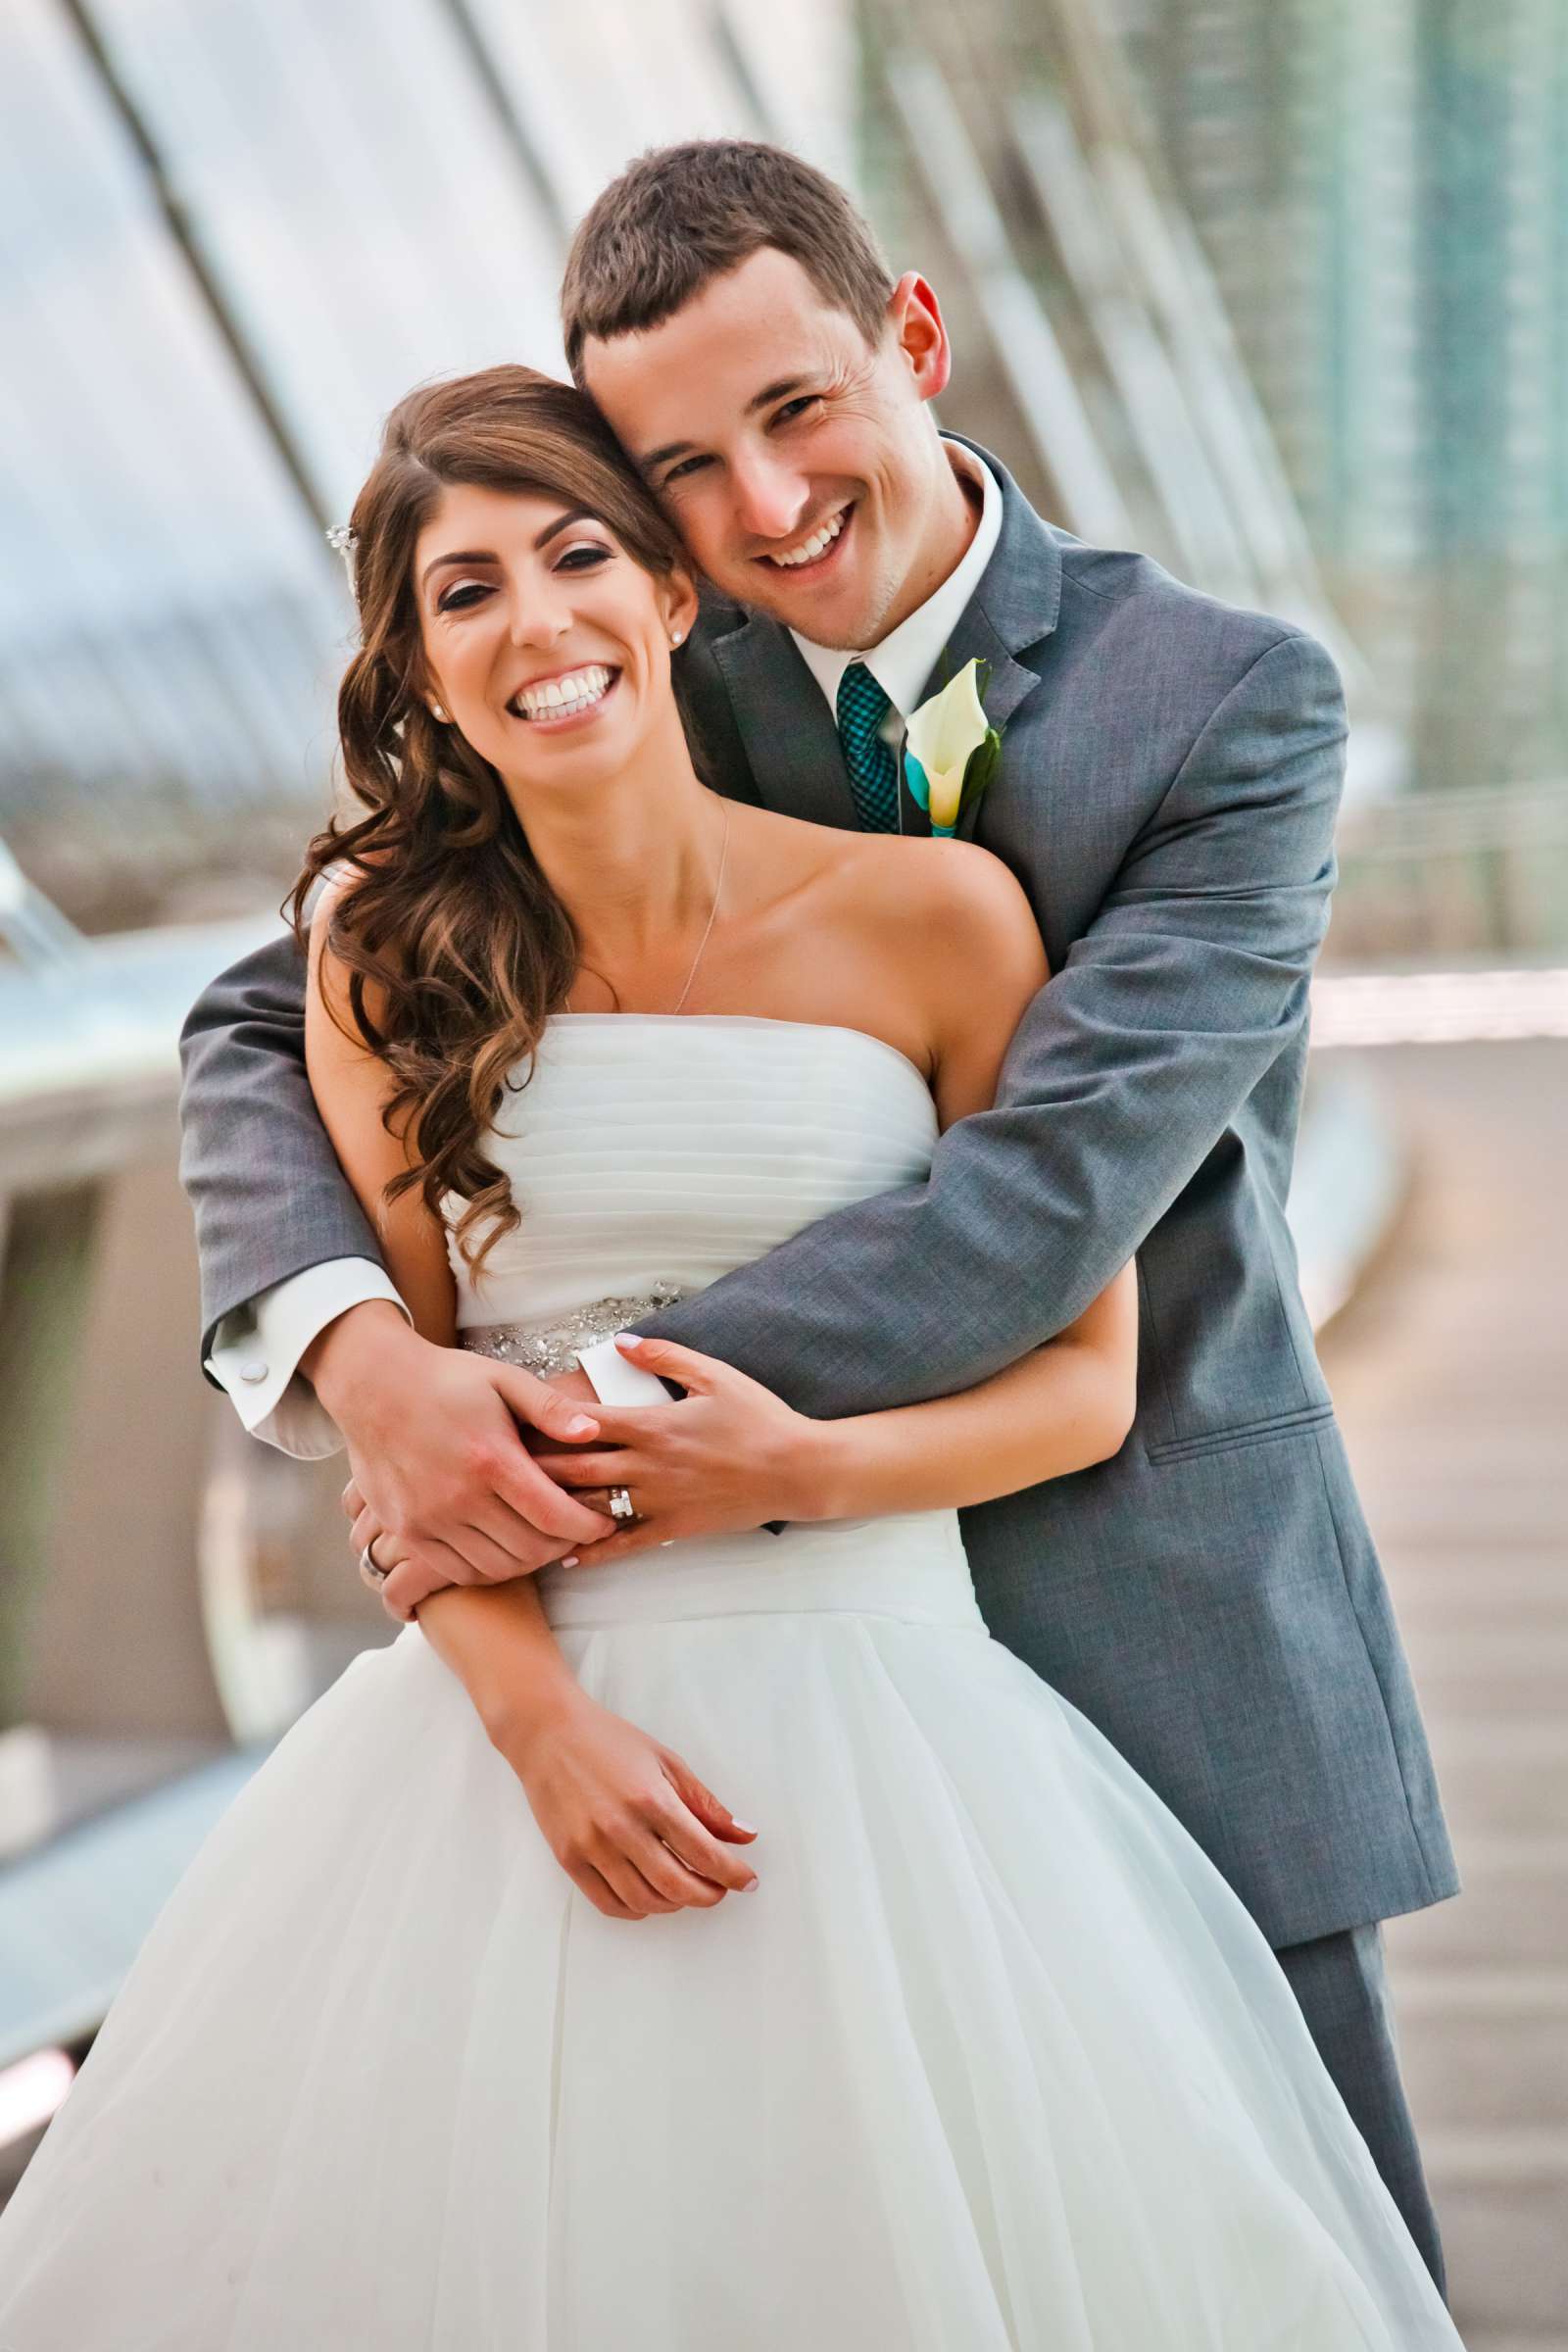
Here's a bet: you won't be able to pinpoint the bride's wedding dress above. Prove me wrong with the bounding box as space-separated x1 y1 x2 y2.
0 1017 1457 2348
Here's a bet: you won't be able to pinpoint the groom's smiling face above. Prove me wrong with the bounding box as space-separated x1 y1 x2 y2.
579 248 958 653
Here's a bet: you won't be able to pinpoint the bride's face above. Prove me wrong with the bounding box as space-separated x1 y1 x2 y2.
413 480 697 794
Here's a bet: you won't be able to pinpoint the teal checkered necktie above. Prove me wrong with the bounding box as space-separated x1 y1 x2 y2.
835 662 900 833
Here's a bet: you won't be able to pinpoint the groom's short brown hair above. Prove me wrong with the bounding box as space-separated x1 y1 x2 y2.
562 140 895 380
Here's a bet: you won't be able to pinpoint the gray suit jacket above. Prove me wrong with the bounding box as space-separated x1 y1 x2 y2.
179 439 1457 1950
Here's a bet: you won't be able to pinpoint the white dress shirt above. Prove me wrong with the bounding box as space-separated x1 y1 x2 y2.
207 1258 411 1457
212 439 1004 1454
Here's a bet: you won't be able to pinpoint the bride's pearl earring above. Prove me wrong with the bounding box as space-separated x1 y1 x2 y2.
429 702 450 724
670 630 684 648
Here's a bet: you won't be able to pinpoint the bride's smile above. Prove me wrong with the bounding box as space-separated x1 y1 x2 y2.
506 662 619 727
415 479 697 792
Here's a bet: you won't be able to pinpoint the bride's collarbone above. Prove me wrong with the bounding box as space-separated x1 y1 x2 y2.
563 823 936 1072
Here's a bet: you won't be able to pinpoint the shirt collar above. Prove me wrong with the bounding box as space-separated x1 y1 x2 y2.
789 441 1004 724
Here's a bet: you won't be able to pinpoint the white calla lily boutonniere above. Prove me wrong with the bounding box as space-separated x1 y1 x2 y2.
903 658 1003 837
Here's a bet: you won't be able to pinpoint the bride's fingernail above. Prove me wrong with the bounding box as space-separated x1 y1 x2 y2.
731 1820 759 1836
565 1413 598 1437
561 1555 580 1569
613 1331 639 1351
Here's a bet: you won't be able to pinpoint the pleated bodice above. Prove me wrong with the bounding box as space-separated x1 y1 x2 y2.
446 1013 978 1634
448 1012 939 1328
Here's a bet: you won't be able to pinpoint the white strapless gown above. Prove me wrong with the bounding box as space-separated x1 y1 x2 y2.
0 1018 1457 2349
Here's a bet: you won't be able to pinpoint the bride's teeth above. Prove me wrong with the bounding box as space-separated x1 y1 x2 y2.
514 664 613 718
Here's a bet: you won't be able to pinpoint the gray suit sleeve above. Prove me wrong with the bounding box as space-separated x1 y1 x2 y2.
636 629 1347 1416
178 928 384 1359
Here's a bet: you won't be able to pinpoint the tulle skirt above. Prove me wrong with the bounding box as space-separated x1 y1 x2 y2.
0 1513 1457 2348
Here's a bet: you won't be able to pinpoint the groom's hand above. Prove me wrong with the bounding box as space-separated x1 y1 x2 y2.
309 1303 613 1603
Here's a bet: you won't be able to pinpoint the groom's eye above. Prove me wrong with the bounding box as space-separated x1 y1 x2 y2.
662 455 711 485
773 395 821 427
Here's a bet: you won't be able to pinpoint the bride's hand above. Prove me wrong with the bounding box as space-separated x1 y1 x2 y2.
493 1687 760 1920
529 1335 820 1559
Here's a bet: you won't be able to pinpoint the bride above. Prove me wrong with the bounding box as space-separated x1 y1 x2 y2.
0 368 1457 2348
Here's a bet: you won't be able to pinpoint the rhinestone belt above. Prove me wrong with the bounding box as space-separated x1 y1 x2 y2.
458 1282 689 1376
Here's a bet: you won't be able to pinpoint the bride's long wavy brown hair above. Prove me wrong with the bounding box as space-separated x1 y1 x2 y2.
289 365 695 1274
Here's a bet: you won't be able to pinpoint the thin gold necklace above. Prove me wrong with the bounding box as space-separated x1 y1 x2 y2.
667 800 731 1016
566 804 733 1015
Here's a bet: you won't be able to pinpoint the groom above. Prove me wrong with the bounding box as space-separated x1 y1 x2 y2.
181 141 1454 2280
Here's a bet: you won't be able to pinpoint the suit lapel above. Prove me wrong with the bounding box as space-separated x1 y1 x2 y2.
710 612 859 830
911 438 1068 843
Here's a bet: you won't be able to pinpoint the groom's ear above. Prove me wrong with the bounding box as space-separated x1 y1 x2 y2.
888 271 952 405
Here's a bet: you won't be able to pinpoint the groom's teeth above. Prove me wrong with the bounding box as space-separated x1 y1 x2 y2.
768 508 848 568
512 664 614 719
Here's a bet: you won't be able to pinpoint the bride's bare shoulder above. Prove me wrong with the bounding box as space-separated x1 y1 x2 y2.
736 807 1046 991
783 828 1050 1057
837 831 1043 961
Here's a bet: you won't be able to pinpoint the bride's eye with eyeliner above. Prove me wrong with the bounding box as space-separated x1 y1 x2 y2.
556 543 612 571
437 581 489 612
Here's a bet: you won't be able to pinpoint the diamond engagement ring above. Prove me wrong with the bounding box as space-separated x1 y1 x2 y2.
608 1487 636 1522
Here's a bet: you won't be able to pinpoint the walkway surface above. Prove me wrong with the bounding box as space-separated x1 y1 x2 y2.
1320 1039 1567 2351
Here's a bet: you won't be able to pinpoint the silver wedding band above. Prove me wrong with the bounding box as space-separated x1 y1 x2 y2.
608 1487 636 1522
360 1537 390 1587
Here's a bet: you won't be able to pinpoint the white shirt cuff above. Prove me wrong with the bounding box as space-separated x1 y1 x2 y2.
206 1257 411 1458
574 1336 673 1408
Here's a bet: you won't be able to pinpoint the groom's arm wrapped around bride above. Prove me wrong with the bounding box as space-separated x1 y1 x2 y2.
631 625 1345 1416
180 612 1341 1448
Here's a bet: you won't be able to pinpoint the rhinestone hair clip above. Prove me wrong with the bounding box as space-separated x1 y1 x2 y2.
325 522 359 590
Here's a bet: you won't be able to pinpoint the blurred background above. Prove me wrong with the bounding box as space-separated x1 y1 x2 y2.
0 1 1563 2337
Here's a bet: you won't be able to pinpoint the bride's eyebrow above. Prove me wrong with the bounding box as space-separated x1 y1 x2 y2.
535 506 596 547
421 549 494 590
420 510 597 590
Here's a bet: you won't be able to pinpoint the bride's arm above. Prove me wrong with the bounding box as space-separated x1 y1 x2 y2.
774 1272 1134 1518
302 886 569 1707
591 1275 1133 1531
305 890 759 1918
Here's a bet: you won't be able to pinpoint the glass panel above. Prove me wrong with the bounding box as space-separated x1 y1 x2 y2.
0 0 341 831
86 0 566 505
